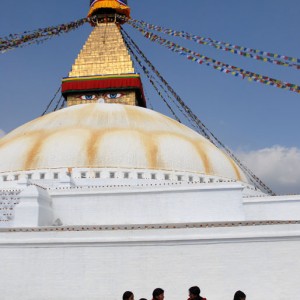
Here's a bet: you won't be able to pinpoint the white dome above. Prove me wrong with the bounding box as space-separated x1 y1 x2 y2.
0 104 247 182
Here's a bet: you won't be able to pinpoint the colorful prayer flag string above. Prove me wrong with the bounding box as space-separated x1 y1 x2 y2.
126 20 300 95
128 18 300 70
0 18 88 53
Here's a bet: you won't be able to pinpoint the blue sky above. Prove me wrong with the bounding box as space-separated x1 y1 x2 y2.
1 0 300 194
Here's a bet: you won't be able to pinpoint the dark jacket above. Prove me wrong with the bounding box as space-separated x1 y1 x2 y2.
188 297 207 300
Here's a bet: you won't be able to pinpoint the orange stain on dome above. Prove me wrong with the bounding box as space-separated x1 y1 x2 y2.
0 105 247 182
24 131 48 170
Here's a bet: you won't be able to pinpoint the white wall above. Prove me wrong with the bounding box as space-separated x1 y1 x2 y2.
5 178 300 228
0 224 299 300
49 183 245 225
13 185 53 227
244 195 300 220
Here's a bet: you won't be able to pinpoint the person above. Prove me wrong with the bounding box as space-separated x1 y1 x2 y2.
233 290 246 300
123 291 134 300
188 286 207 300
152 288 164 300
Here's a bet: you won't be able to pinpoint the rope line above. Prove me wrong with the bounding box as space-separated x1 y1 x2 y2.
122 26 275 195
41 87 61 116
122 27 222 140
53 95 64 112
58 98 66 110
122 30 181 122
122 28 198 130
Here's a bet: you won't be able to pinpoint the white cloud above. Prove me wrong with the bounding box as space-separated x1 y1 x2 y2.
0 129 5 138
237 146 300 195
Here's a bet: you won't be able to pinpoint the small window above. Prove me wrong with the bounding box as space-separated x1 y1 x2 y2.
164 174 170 180
3 175 7 181
110 172 115 179
27 174 32 180
54 173 59 179
151 173 156 180
200 177 204 183
124 172 129 179
40 173 45 179
95 172 100 178
14 174 19 181
81 172 86 179
137 173 143 179
209 178 214 183
177 175 183 181
188 176 193 182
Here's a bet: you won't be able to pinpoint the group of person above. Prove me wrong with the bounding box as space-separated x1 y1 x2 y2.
123 286 246 300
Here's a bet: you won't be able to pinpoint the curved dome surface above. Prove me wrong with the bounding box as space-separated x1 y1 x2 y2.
0 104 247 182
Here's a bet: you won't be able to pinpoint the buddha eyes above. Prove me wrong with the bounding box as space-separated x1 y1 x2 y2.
104 93 124 99
75 93 124 101
80 95 96 100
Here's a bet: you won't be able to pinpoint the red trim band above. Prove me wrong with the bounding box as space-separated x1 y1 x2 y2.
62 77 146 107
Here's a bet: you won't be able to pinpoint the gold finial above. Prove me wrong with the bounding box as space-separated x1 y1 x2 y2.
88 0 130 24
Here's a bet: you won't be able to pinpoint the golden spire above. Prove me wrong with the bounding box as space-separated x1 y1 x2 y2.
61 1 146 108
68 23 134 77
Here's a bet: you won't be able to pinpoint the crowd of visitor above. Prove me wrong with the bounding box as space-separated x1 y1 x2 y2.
122 286 246 300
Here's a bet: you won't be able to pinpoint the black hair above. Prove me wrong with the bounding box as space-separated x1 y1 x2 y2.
123 291 133 300
152 288 164 299
233 290 246 300
139 298 147 300
189 286 201 296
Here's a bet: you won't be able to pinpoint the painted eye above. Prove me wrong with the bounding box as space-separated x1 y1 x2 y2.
80 95 96 100
105 93 123 99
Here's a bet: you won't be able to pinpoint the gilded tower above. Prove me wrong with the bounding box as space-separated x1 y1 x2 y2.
61 0 146 107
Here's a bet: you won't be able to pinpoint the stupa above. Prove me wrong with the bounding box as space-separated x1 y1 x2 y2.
0 1 299 299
